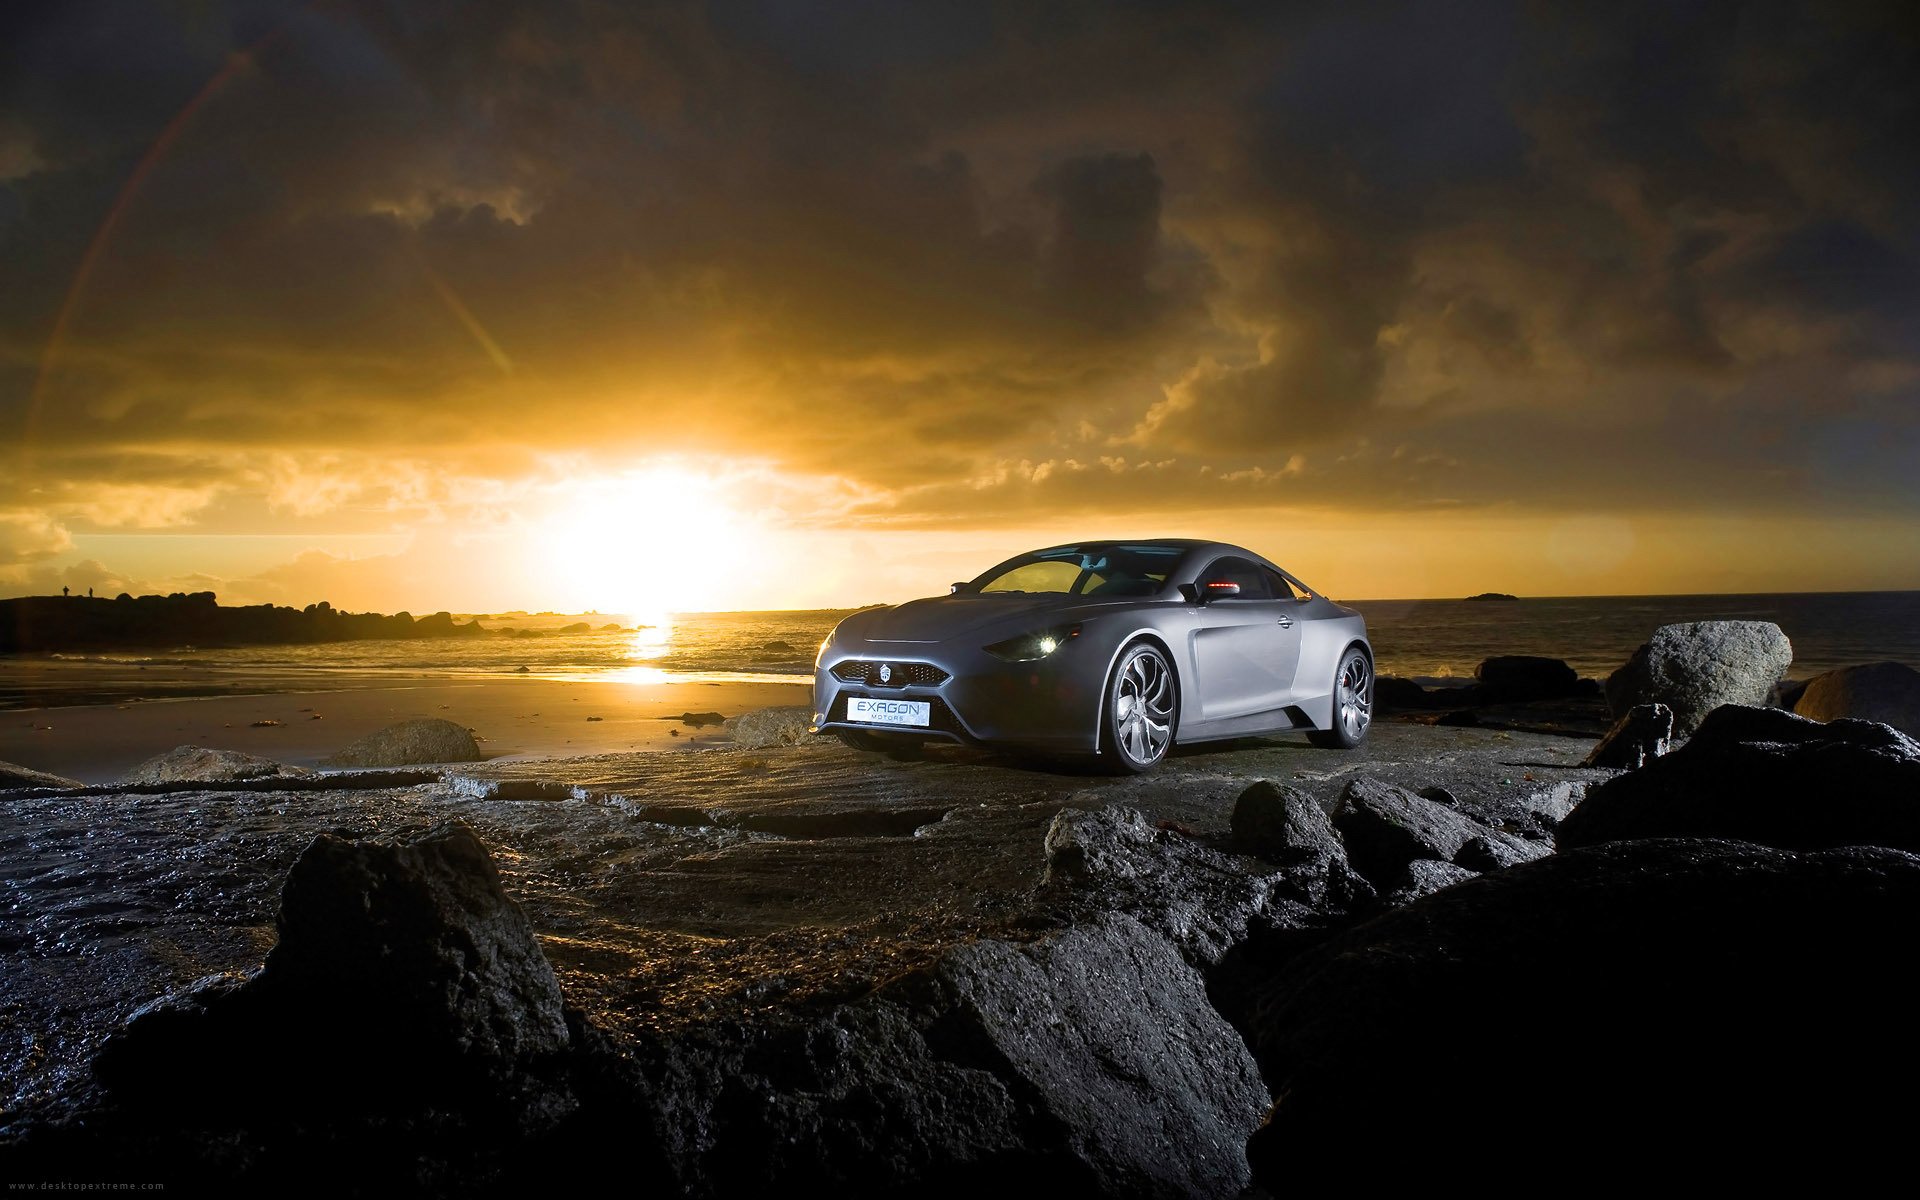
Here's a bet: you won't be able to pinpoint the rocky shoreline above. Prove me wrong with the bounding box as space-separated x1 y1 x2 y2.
3 621 1919 1192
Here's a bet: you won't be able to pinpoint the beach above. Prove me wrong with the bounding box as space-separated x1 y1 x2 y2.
0 673 809 784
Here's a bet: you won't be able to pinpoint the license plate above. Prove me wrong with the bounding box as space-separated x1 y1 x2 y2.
847 697 931 727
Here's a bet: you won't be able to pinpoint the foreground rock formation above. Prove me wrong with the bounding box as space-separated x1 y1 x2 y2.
1242 838 1920 1179
322 717 484 767
123 745 316 785
1559 704 1920 853
1793 660 1920 736
0 758 82 788
1604 620 1792 733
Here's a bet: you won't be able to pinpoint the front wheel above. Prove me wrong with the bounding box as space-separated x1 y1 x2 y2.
1308 646 1373 749
1104 642 1178 773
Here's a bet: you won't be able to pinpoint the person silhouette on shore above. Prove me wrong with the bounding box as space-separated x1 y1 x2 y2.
62 586 69 597
87 587 93 598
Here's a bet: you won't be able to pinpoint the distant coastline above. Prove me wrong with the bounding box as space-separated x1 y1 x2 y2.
0 592 488 655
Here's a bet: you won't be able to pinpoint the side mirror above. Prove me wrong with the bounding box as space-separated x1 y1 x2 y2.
949 582 968 595
1201 579 1242 600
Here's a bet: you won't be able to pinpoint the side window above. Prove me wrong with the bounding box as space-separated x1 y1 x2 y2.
1198 556 1272 600
1265 569 1308 601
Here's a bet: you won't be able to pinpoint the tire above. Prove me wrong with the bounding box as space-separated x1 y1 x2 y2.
1308 646 1373 749
1103 641 1178 773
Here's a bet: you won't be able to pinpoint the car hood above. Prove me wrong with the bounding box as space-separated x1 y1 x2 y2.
843 594 1122 644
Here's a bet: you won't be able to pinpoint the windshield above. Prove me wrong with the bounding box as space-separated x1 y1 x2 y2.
971 544 1188 597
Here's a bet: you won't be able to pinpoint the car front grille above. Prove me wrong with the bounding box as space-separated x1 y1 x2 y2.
828 693 966 736
830 659 950 687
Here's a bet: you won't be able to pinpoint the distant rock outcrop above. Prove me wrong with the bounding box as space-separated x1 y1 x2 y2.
1463 592 1517 601
1793 661 1920 737
0 759 82 789
322 718 482 767
0 593 485 654
1604 620 1793 734
1558 704 1920 854
123 746 315 785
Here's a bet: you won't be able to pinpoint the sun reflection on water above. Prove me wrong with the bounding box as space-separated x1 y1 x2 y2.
624 615 674 662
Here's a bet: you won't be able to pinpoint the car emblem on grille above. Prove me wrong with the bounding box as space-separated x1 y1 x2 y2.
878 664 892 683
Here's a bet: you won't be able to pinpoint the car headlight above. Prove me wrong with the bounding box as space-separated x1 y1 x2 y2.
984 624 1082 663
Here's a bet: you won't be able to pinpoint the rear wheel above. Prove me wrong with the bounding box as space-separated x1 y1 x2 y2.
1308 646 1372 749
1103 642 1178 773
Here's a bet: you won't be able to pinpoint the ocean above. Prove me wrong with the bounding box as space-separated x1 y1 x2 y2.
30 591 1920 689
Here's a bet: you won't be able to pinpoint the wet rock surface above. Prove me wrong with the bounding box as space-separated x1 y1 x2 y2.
123 745 316 785
1242 839 1920 1178
1604 620 1793 734
0 719 1609 1190
1559 704 1920 853
727 705 815 748
322 717 483 767
0 759 81 789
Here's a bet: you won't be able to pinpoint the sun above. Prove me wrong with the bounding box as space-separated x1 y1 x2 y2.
538 466 762 617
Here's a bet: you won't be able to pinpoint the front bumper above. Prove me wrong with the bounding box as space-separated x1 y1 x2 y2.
812 646 1102 752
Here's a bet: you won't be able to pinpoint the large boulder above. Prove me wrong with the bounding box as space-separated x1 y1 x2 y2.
1582 702 1674 770
1242 839 1920 1179
1794 661 1920 737
1558 704 1920 854
1604 620 1792 734
122 745 315 785
0 759 82 789
321 717 482 767
96 822 572 1117
1041 806 1313 963
1228 781 1374 909
1331 778 1544 888
728 706 815 748
634 913 1271 1198
1473 655 1578 701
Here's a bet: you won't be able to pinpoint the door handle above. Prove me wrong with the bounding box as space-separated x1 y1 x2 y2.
1276 615 1294 629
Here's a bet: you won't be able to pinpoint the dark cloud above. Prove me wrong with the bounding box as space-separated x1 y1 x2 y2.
0 0 1915 571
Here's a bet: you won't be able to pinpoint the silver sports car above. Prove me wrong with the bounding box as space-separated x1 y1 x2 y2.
811 539 1373 771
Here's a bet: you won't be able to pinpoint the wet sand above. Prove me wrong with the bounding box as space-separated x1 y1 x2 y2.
0 676 810 784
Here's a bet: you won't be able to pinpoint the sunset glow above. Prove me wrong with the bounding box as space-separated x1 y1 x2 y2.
3 3 1916 611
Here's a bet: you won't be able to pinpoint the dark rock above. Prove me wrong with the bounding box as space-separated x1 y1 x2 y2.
1243 839 1920 1177
1227 781 1375 909
1042 806 1314 964
1473 655 1578 701
728 706 815 748
1372 676 1430 711
1383 858 1477 904
557 622 592 634
1770 676 1809 710
322 717 482 767
761 639 797 653
1333 778 1499 884
96 822 573 1121
1604 620 1793 734
1582 702 1674 770
122 745 315 785
1464 592 1517 601
1559 704 1920 854
0 759 83 789
632 913 1269 1198
679 710 726 727
1453 833 1549 872
1433 708 1480 726
1794 661 1920 737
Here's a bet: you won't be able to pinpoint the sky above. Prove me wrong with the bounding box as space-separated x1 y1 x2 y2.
2 0 1916 615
